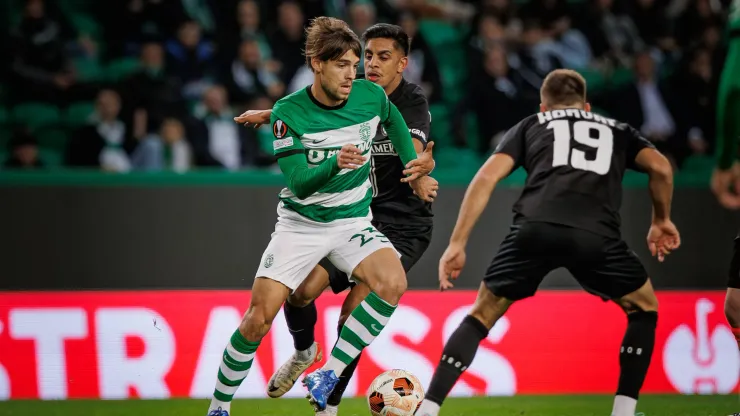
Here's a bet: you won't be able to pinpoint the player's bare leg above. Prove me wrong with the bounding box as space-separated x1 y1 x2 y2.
725 287 740 348
609 279 659 416
304 248 407 410
416 283 513 416
208 277 290 415
266 266 329 398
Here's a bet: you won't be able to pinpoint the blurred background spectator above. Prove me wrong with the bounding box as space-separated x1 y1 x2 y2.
0 0 735 175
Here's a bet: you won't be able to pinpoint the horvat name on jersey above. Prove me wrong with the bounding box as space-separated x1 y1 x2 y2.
537 109 617 127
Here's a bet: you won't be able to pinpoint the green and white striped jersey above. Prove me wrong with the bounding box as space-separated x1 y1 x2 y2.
270 79 392 224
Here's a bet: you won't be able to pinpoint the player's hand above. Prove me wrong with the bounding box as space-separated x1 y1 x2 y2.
401 141 435 183
711 166 740 209
337 144 366 169
233 109 272 128
647 220 681 263
409 176 439 202
439 242 466 291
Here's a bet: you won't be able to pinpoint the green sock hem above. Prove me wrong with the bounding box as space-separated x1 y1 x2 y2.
364 291 397 317
230 329 259 353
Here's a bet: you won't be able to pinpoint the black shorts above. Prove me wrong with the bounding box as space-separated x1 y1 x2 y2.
728 239 740 289
319 220 433 294
484 222 648 301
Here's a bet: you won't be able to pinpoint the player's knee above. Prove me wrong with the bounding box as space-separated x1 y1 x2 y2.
372 271 407 304
469 297 512 329
239 306 273 342
287 291 313 308
618 294 658 314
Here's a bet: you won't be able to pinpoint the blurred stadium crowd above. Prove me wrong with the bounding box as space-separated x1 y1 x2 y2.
0 0 733 173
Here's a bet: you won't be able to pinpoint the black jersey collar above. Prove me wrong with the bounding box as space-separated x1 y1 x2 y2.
305 85 349 110
387 77 407 103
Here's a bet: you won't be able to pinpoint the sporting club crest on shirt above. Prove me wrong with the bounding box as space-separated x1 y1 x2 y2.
359 121 372 143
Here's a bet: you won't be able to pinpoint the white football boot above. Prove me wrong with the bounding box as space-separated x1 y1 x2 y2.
266 342 322 398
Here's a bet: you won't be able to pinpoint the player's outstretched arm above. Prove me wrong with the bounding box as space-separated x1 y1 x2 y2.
634 148 681 261
449 154 515 247
234 109 272 128
438 153 514 290
383 102 433 181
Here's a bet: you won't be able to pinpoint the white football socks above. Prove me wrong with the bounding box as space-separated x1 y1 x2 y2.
296 342 318 362
611 395 637 416
416 399 441 416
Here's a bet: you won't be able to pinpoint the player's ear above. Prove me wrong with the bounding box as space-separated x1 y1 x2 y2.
310 57 322 73
539 103 547 113
584 102 592 112
398 56 408 73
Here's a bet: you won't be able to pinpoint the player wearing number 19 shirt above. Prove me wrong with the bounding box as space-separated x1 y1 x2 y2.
415 70 681 416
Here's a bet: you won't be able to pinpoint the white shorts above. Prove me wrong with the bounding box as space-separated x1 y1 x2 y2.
255 218 399 291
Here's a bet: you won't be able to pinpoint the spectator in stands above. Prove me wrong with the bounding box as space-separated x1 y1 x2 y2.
179 0 218 36
628 0 678 53
574 0 644 68
508 20 564 94
676 0 722 49
520 0 592 69
467 14 507 75
121 42 187 139
349 1 377 36
221 0 273 66
65 89 148 172
455 45 531 152
675 48 716 155
398 13 443 103
189 85 266 169
165 20 217 100
268 1 306 86
135 118 193 172
694 22 724 75
9 0 78 104
4 128 43 169
608 51 685 166
475 0 517 27
98 0 179 60
225 39 284 106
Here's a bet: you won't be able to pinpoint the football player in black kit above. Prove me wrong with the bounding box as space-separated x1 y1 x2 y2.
415 70 681 416
234 24 437 415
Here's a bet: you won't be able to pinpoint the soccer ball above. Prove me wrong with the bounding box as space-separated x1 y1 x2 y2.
367 369 425 416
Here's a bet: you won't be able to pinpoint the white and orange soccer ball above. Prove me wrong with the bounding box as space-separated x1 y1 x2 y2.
366 369 425 416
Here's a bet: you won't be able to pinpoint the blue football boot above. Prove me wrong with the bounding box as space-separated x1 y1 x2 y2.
207 407 229 416
302 369 340 411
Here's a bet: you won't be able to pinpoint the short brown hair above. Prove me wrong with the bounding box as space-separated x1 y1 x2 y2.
304 17 362 71
540 69 587 107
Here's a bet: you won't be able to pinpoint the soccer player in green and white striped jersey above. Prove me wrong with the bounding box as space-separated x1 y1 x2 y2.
205 17 433 416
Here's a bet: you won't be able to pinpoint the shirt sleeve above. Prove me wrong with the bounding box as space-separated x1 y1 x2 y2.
270 113 303 159
493 119 527 168
383 101 418 167
624 125 657 171
271 112 340 199
399 95 431 149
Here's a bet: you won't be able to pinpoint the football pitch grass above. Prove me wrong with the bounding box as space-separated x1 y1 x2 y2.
0 395 738 416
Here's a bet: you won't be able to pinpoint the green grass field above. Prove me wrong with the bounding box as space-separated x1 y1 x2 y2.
0 395 737 416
